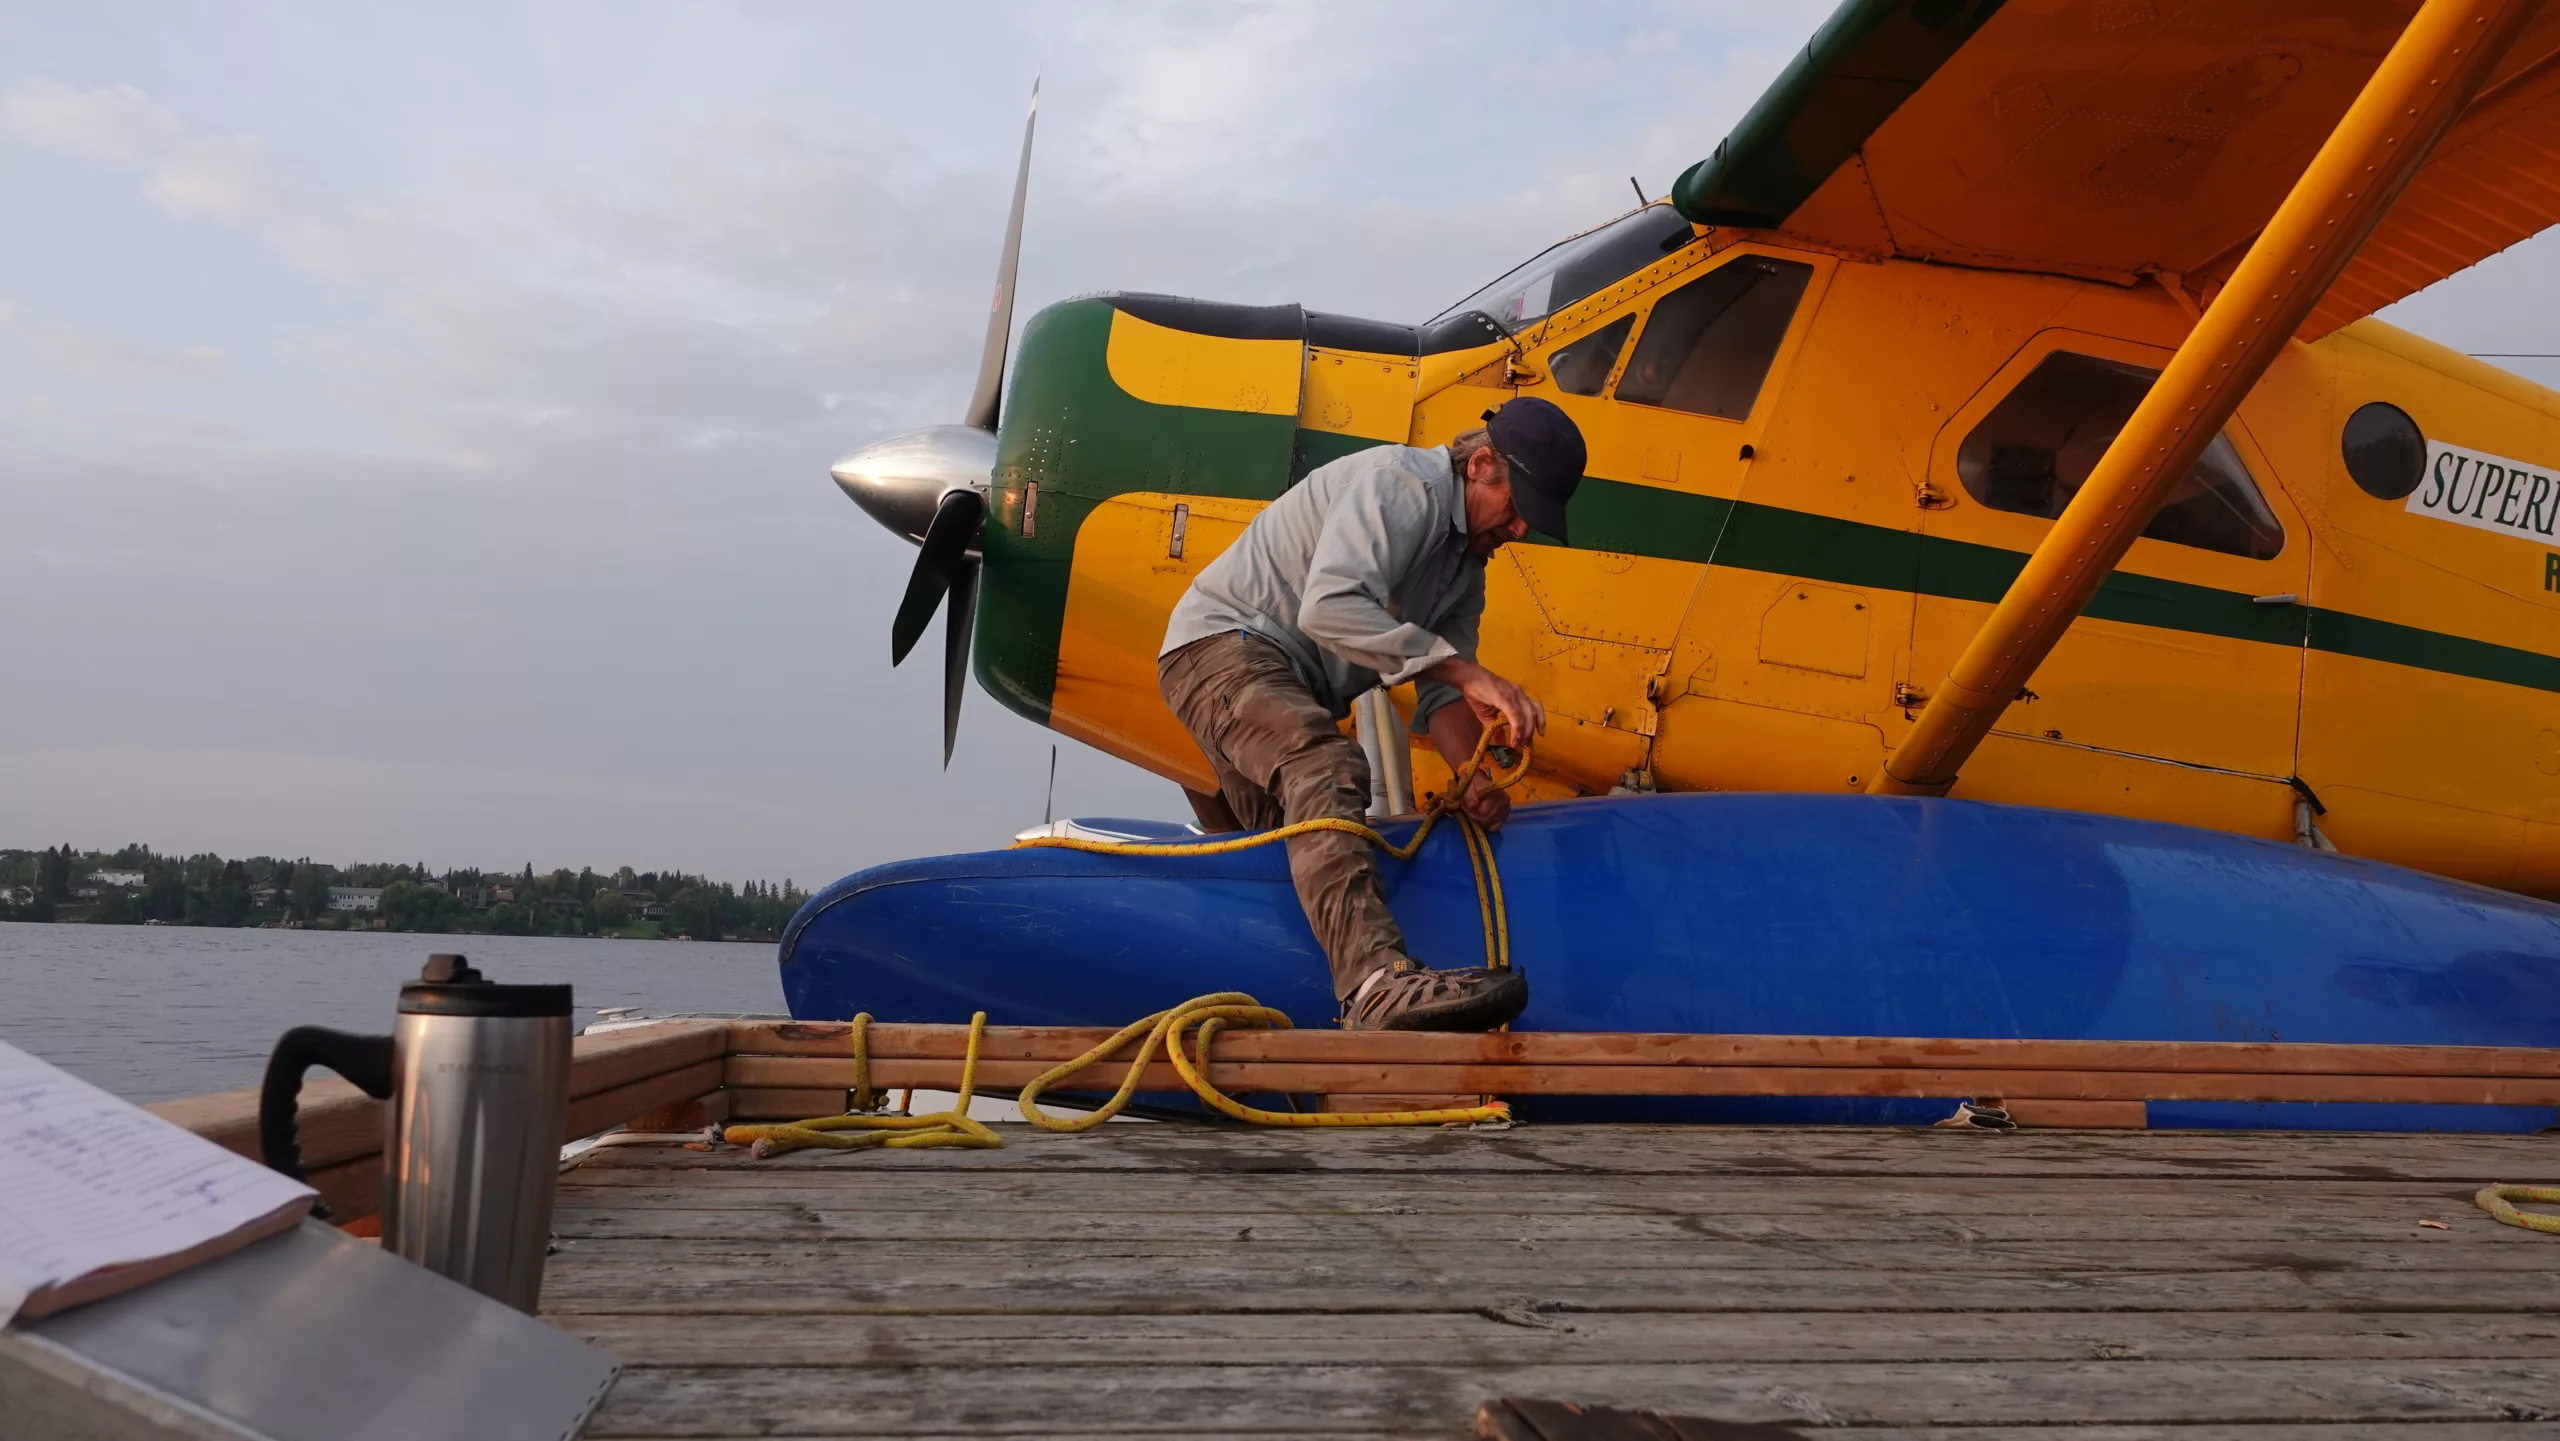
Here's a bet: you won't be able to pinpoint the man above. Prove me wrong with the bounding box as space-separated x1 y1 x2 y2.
1157 396 1586 1031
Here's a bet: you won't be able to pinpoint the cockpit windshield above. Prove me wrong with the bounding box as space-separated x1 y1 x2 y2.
1431 204 1700 330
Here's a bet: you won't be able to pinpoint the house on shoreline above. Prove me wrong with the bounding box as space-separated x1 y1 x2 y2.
326 886 382 914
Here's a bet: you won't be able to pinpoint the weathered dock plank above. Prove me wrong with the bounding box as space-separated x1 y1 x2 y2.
554 1205 2518 1246
544 1124 2560 1437
558 1123 2556 1179
585 1359 2560 1434
560 1310 2560 1366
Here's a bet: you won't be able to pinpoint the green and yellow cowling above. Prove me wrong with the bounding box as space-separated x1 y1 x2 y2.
975 294 1428 781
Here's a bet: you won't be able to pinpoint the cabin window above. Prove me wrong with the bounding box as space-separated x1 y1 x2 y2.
1957 351 2286 560
1613 256 1813 422
1549 315 1635 396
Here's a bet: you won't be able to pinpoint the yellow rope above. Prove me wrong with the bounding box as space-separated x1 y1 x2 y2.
2476 1183 2560 1234
849 1011 877 1113
1016 991 1510 1131
723 726 1530 1158
1012 721 1530 972
722 1011 1002 1158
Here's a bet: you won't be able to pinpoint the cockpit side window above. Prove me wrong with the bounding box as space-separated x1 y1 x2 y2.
1433 205 1699 331
1957 351 2286 560
1613 256 1813 422
1549 315 1635 396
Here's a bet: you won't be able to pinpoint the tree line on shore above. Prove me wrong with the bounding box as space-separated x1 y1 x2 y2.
0 844 809 942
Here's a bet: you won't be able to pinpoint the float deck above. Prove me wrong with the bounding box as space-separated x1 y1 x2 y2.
542 1122 2560 1438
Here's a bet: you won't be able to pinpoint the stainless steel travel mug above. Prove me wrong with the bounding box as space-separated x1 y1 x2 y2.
378 955 572 1313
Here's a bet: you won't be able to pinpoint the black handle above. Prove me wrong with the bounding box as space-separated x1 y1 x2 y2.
258 1026 395 1196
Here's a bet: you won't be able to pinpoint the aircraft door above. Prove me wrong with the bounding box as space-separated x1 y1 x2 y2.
1908 331 2311 838
1498 245 1864 796
1475 294 1695 798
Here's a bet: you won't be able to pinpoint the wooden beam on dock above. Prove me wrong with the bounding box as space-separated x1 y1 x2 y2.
720 1019 2560 1113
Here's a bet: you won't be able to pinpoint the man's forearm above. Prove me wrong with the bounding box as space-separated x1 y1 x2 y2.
1419 654 1481 687
1426 696 1486 773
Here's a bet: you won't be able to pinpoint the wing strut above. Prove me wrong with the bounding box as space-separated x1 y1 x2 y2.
1870 0 2543 799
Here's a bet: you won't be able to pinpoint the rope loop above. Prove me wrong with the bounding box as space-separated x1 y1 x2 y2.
2477 1182 2560 1234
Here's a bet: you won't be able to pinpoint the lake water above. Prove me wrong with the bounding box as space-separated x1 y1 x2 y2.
0 922 784 1103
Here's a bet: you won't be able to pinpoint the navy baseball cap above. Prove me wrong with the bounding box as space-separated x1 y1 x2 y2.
1482 397 1586 544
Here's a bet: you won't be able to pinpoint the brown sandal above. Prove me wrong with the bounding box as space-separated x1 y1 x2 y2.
1341 958 1527 1032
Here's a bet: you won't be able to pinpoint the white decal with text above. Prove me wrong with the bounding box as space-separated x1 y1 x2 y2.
2409 440 2560 541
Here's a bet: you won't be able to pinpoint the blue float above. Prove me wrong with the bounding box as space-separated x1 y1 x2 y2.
778 794 2560 1132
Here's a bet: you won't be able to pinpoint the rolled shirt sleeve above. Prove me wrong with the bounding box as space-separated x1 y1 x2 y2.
1295 466 1460 687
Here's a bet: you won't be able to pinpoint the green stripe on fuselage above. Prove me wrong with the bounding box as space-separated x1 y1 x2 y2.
1567 474 2560 693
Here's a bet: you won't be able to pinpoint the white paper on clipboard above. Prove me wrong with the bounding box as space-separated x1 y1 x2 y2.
0 1039 314 1321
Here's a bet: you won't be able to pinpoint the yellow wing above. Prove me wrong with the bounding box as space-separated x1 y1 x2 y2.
1674 0 2560 338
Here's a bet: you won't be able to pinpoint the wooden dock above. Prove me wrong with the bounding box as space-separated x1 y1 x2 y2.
542 1121 2560 1438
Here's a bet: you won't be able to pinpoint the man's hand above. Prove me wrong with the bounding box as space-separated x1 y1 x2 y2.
1422 656 1545 745
1456 776 1511 830
1421 659 1542 833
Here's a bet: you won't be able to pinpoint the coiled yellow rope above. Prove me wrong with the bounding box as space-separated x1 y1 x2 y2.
1016 991 1509 1130
2477 1182 2560 1234
723 989 1509 1159
722 1011 1002 1158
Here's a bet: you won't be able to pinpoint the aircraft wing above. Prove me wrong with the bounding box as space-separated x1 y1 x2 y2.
1674 0 2560 340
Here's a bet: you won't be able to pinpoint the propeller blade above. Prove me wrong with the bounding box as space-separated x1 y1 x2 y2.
963 75 1037 433
890 489 985 665
941 554 980 768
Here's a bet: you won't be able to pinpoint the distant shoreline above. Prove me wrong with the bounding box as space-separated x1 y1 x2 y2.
0 911 783 944
3 844 807 944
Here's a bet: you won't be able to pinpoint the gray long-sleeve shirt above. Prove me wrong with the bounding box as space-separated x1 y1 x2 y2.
1161 443 1483 731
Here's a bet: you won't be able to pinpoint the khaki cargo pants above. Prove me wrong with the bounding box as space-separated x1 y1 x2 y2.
1158 632 1405 999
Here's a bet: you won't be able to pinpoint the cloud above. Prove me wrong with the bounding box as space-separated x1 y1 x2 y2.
142 132 269 218
5 78 271 220
2 78 169 161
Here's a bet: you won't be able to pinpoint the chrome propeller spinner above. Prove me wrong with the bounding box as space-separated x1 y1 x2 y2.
829 425 998 546
827 75 1036 766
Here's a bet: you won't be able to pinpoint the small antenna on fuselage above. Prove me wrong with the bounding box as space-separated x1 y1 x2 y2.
1629 176 1647 207
1043 744 1058 825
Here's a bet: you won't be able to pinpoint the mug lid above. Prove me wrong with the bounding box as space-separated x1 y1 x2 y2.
398 954 572 1018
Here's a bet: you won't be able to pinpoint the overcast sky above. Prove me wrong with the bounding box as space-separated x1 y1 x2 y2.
6 3 2557 888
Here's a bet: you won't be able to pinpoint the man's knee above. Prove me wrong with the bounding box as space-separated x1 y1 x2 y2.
1273 731 1371 824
